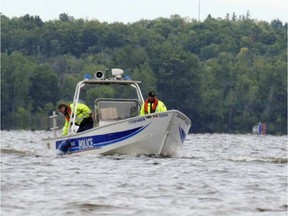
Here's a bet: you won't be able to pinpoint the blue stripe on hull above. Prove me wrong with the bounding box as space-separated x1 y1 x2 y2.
56 124 149 153
179 126 187 143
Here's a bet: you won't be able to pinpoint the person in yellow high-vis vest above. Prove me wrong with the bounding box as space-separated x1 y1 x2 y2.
140 91 167 116
58 103 93 135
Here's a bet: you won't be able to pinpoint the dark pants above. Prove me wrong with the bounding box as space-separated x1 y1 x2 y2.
77 117 94 133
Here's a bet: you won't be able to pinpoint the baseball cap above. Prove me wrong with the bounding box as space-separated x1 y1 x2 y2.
148 91 156 97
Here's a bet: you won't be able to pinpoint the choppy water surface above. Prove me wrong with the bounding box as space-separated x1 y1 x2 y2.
1 130 287 216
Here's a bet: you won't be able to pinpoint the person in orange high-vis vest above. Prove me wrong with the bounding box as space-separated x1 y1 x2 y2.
58 103 93 135
140 91 167 116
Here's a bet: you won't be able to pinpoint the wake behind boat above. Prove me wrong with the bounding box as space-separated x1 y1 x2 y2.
43 69 191 156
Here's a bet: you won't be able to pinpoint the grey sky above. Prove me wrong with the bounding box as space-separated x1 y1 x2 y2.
1 0 287 23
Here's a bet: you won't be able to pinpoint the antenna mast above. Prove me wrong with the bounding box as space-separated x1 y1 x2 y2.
198 0 201 21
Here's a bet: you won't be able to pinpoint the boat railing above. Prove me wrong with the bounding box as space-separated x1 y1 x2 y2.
49 111 59 137
67 70 144 135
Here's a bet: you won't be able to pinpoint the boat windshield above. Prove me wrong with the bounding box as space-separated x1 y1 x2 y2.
95 99 139 120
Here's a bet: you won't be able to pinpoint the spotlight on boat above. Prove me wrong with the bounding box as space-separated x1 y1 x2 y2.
95 71 105 80
112 68 124 80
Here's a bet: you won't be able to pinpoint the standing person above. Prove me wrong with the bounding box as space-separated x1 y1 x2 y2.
58 103 93 135
140 91 167 116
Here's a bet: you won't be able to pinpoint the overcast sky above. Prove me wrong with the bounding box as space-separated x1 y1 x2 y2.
1 0 287 23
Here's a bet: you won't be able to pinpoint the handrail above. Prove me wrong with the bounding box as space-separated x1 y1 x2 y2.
67 79 144 135
68 81 85 135
49 111 59 137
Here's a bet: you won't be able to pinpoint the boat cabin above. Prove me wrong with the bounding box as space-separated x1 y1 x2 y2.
68 69 144 132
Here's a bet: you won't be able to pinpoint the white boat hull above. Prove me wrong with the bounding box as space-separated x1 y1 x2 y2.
44 110 191 156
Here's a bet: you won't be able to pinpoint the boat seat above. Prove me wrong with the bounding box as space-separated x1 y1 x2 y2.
100 107 118 120
94 98 140 125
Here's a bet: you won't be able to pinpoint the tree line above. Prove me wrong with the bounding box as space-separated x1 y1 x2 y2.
1 13 287 134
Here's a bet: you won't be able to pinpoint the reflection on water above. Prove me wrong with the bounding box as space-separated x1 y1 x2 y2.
1 131 287 216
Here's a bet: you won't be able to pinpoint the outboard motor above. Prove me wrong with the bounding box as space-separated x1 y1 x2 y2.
57 140 71 155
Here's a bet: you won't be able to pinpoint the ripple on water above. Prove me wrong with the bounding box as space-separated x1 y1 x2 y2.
228 156 288 164
65 202 137 215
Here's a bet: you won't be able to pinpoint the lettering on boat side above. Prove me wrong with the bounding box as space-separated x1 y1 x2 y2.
158 113 168 118
129 117 146 124
176 113 190 126
70 141 76 147
79 138 94 150
55 126 146 153
145 113 168 119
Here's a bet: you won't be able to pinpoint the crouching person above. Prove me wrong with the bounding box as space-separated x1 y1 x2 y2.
58 103 93 135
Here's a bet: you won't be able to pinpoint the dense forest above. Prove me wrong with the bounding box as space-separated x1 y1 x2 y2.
1 13 287 134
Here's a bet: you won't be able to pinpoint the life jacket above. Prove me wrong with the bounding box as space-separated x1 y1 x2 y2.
64 104 90 124
144 98 158 114
61 103 92 136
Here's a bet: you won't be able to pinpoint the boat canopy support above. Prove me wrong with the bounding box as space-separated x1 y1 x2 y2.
49 111 59 137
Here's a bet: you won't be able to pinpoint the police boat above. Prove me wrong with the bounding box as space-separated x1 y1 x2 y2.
43 69 191 156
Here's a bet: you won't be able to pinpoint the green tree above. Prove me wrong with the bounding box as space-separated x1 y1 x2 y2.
1 52 35 128
29 64 60 111
1 14 287 134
